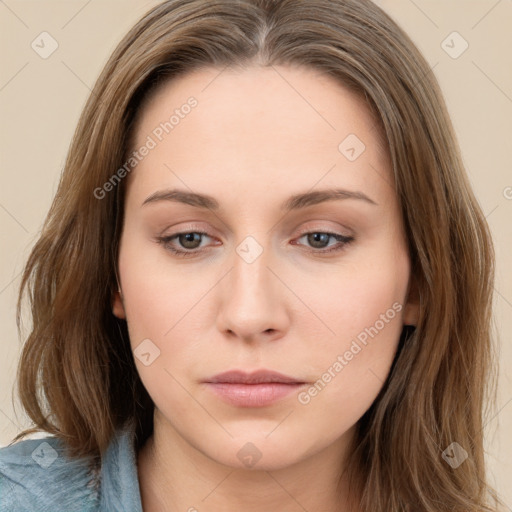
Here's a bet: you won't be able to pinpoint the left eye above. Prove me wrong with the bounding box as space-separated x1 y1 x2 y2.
156 230 354 257
157 231 211 255
295 231 354 252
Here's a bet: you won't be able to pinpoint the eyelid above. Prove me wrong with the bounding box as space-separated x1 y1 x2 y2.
159 222 215 236
294 223 353 238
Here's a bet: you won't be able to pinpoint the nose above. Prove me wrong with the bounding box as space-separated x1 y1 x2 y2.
215 240 290 344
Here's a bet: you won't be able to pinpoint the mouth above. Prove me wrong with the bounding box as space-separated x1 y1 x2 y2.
203 369 307 407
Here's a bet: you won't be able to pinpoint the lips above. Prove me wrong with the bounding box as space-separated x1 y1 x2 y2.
204 369 304 385
203 370 307 407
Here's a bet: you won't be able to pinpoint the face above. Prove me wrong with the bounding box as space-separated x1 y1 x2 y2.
113 65 419 471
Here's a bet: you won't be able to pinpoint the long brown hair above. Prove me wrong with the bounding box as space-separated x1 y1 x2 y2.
12 0 501 510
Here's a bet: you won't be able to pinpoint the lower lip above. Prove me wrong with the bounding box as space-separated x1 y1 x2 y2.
205 382 305 407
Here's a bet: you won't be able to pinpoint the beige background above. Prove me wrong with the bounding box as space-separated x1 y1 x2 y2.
1 0 511 505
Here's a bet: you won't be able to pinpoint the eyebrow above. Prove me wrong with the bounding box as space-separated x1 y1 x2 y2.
141 187 378 211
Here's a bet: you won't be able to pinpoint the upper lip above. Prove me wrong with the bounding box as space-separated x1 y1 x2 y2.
204 370 304 384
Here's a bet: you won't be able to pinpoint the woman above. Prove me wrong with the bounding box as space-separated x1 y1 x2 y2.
0 0 502 510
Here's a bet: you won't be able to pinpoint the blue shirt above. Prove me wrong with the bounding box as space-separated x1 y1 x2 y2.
0 422 143 511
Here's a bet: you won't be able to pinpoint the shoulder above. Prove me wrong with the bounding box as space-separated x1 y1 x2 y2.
0 434 100 512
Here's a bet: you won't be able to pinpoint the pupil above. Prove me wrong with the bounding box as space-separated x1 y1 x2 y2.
181 233 200 248
309 233 329 248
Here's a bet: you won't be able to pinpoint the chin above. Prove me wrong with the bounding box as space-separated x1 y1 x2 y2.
203 435 313 472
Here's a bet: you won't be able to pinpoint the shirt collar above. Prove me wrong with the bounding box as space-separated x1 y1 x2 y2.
99 420 143 512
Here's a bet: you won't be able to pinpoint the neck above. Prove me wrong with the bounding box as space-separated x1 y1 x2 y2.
137 412 361 512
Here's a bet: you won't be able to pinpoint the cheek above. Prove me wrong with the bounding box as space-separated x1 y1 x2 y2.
117 240 207 412
117 233 224 406
305 251 408 348
293 289 406 447
117 233 202 343
298 250 408 401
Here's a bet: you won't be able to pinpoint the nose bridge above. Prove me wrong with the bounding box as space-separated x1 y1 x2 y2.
233 239 270 300
216 234 288 340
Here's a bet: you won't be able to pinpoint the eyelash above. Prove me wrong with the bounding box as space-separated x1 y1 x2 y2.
156 229 355 258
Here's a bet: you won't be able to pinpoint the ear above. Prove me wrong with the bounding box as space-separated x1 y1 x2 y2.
402 275 420 327
112 288 126 319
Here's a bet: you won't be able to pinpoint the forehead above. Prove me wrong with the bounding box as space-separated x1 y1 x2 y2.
127 65 393 209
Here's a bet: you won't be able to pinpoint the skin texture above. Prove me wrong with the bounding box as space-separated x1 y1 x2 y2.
112 65 419 512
